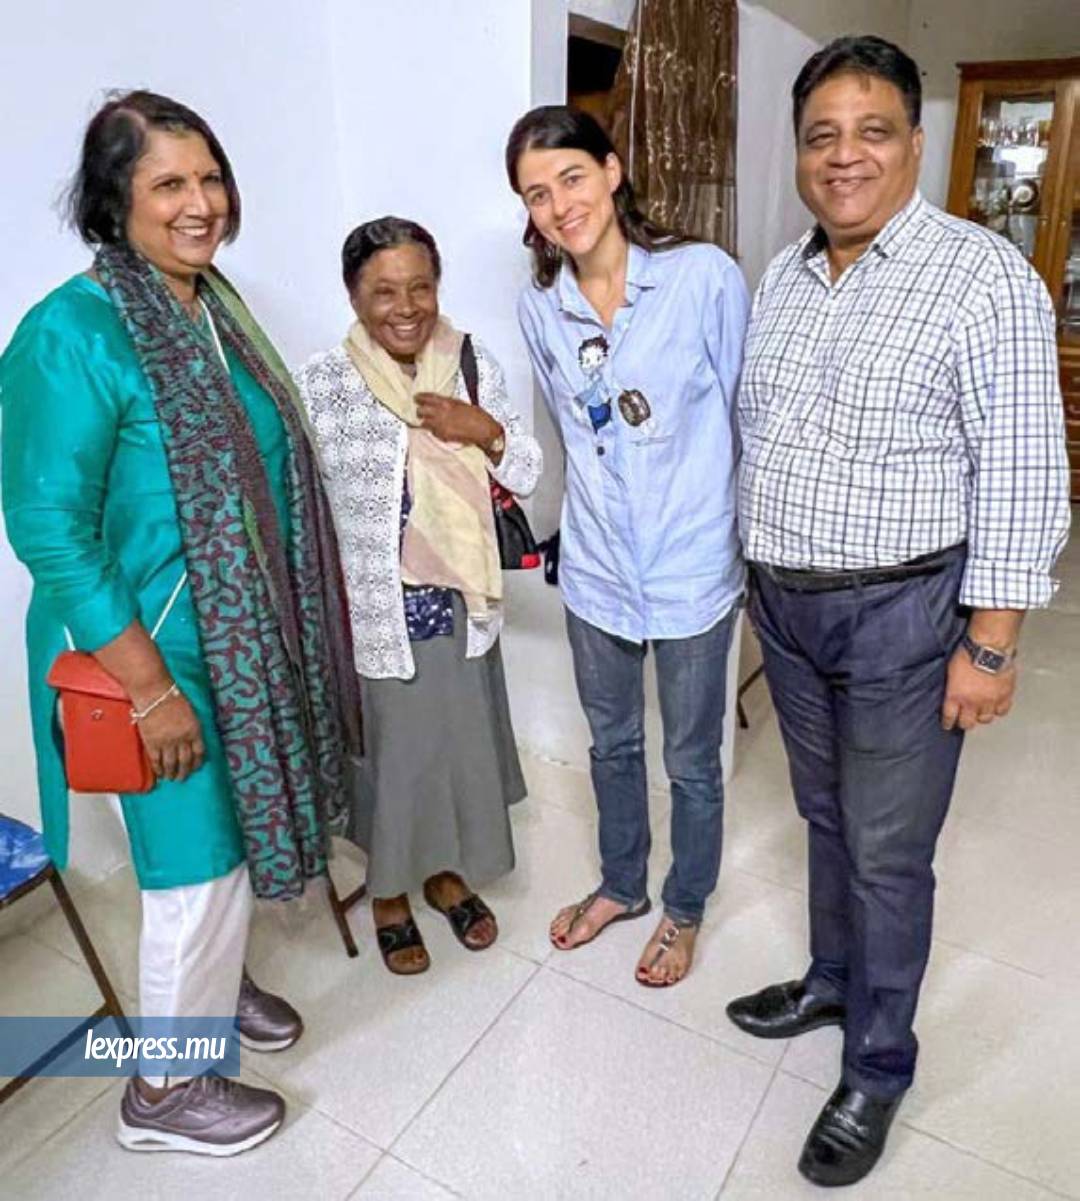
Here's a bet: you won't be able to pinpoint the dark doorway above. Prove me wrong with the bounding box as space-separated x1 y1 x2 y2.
567 14 626 130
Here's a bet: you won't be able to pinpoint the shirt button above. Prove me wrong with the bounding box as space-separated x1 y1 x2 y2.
596 446 605 456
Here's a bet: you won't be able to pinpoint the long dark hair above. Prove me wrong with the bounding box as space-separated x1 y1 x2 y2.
505 105 693 288
66 89 241 246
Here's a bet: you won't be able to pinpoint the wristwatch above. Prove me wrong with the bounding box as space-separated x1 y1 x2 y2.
960 633 1016 675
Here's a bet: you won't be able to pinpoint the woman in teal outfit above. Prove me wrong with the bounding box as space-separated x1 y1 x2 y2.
0 91 360 1156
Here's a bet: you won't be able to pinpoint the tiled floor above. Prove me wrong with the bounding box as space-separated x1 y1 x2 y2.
1 532 1077 1199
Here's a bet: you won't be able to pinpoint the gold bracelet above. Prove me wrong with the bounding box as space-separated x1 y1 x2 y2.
130 683 180 724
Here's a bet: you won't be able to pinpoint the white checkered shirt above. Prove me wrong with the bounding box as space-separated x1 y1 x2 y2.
738 192 1071 609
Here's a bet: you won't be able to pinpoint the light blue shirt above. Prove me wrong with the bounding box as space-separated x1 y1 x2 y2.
519 242 750 642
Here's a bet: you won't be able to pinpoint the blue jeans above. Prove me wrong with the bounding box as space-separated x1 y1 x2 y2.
749 547 967 1099
564 606 736 924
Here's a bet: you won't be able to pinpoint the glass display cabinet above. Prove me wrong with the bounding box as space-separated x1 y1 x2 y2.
947 58 1080 499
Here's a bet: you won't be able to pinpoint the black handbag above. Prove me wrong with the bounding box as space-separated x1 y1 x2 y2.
460 336 541 570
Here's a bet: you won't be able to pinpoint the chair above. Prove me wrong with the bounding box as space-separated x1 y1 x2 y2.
326 865 366 959
0 814 131 1104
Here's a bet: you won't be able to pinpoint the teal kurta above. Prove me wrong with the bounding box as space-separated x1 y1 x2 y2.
1 275 292 889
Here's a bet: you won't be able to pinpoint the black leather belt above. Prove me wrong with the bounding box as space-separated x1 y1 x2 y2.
751 544 965 594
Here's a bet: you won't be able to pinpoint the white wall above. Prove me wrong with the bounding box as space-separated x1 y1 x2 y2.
0 0 567 877
736 0 913 287
570 0 637 28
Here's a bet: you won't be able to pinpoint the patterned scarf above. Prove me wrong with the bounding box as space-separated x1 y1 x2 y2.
96 244 362 901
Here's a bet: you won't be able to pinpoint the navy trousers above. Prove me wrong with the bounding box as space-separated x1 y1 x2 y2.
749 548 967 1099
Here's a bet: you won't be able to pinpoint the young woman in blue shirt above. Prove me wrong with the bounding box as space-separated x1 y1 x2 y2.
507 106 750 986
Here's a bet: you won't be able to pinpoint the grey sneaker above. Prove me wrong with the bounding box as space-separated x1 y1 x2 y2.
237 969 303 1052
117 1075 285 1156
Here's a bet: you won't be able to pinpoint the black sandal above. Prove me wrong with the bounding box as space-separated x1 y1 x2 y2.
375 916 430 975
423 884 498 951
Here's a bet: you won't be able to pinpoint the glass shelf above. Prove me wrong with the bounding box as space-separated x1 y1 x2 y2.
967 91 1056 266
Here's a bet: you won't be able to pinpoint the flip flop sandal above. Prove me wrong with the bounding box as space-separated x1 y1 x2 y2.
376 916 430 975
552 888 652 951
423 886 498 951
635 918 698 988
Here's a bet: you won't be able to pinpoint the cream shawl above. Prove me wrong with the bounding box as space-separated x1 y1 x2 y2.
343 317 501 617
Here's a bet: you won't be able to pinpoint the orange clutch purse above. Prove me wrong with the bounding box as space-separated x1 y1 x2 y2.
46 651 155 795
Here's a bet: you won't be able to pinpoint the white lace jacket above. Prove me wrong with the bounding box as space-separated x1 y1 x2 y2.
296 340 543 680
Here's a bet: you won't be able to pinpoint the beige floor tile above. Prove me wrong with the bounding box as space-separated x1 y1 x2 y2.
481 800 603 964
27 863 141 1004
0 1074 115 1175
780 943 1080 1197
249 908 536 1148
394 968 772 1201
0 932 105 1017
0 875 57 941
1048 534 1080 615
547 869 809 1068
721 1072 1061 1200
518 746 595 819
1 1073 380 1201
0 930 132 1168
350 1154 459 1199
932 809 1080 978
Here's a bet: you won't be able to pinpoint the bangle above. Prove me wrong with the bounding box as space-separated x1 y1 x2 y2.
130 682 181 724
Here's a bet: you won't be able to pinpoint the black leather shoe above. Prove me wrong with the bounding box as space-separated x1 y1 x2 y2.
798 1083 902 1187
725 979 845 1039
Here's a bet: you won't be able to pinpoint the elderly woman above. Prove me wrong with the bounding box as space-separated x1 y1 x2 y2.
1 92 360 1153
297 217 541 974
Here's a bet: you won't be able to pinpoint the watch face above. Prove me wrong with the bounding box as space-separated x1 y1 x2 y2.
975 646 1007 673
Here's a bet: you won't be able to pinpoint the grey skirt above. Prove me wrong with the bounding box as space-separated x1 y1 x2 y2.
348 606 526 898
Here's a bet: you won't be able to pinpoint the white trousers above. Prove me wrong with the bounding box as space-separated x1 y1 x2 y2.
138 863 252 1085
108 798 253 1084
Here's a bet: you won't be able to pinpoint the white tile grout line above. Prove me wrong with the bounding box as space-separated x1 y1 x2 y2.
901 1121 1080 1201
1 1076 122 1178
343 1153 385 1200
775 1064 1080 1201
0 1075 117 1177
382 959 542 1166
345 1152 467 1200
538 955 783 1072
245 1061 389 1162
713 1056 787 1200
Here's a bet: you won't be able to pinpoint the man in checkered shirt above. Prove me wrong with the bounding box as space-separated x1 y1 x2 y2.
727 36 1071 1188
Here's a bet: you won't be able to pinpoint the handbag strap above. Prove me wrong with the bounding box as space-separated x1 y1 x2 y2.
61 301 225 654
63 570 187 651
460 334 479 407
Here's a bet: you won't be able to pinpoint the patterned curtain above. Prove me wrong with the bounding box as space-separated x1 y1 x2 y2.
610 0 739 254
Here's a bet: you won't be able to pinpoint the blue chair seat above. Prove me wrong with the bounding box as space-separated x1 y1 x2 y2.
0 814 51 900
